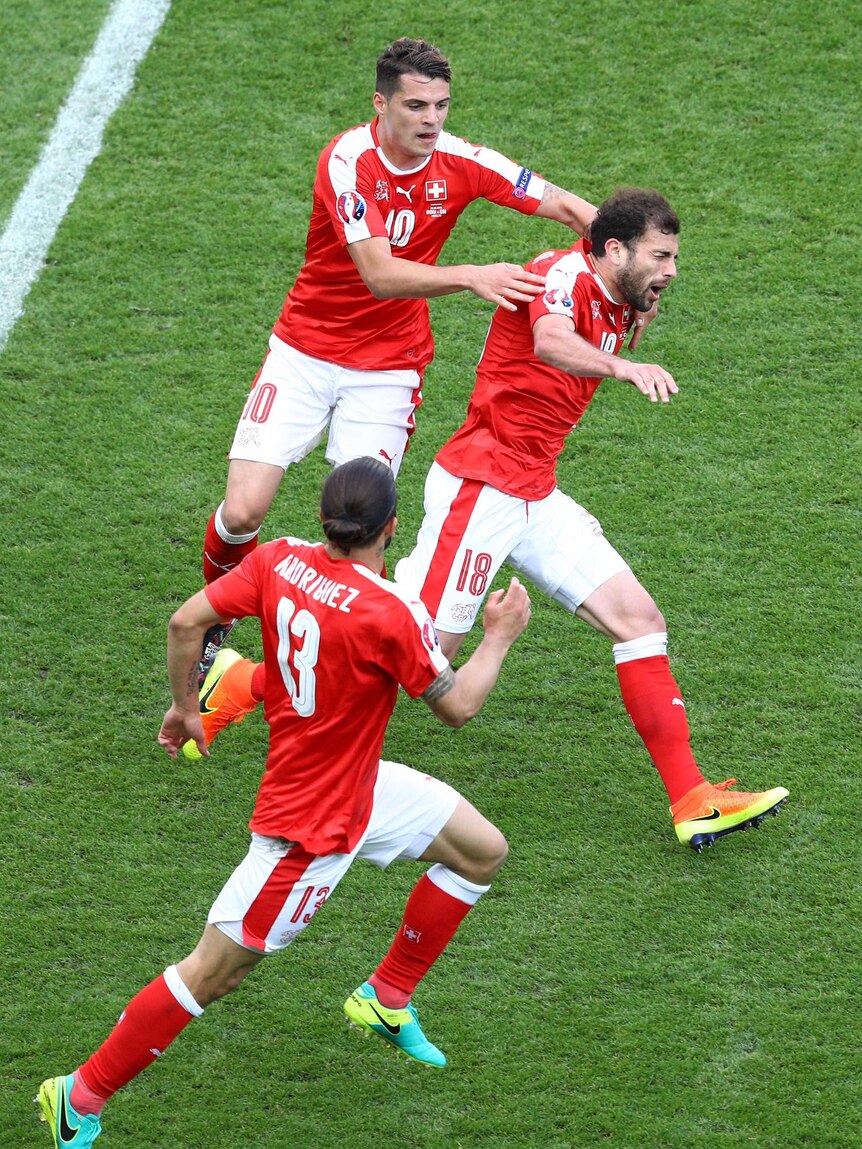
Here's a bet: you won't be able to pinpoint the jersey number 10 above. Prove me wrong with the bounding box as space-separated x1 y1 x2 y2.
385 208 415 248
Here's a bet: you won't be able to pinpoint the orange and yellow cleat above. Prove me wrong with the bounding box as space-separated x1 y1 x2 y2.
183 648 258 760
671 778 789 852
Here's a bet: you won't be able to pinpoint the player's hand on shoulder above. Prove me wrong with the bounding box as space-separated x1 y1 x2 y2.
618 359 678 404
468 263 545 312
482 577 531 643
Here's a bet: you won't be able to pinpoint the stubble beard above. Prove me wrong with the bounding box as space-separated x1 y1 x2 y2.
616 263 654 314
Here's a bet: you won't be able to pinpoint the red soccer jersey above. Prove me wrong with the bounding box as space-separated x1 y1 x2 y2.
273 119 544 372
204 538 449 854
436 239 635 500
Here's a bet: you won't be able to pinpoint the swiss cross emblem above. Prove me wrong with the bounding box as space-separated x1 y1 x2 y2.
425 179 448 201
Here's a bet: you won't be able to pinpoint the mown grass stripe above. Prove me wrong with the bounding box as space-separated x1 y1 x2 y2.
0 0 171 353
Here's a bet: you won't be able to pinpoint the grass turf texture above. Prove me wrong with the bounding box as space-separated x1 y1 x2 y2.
2 0 860 1146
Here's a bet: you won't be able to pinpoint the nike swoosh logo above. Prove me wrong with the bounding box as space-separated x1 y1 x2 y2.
691 807 722 823
58 1078 80 1144
369 1002 401 1035
199 678 221 714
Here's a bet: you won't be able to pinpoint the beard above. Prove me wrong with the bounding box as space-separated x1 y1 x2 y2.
616 264 655 313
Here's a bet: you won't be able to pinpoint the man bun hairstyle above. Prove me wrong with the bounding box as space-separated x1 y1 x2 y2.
321 457 397 554
376 37 451 98
587 188 680 256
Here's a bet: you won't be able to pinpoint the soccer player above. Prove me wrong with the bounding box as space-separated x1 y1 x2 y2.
197 35 596 671
37 458 531 1147
394 187 789 852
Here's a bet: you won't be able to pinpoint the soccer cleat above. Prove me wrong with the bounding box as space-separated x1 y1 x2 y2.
197 617 238 685
344 981 447 1068
671 778 789 852
36 1075 102 1147
182 647 257 760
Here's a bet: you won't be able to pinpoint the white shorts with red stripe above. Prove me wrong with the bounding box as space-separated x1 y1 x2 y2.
395 462 631 634
208 760 459 954
228 334 423 476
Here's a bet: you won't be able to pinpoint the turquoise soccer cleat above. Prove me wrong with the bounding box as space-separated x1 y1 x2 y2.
344 981 447 1068
36 1075 102 1147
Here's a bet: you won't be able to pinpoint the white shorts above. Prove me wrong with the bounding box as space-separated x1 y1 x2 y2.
229 335 423 476
208 760 459 954
395 463 631 634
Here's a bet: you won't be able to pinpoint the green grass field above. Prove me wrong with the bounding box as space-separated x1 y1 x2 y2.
2 1 860 1146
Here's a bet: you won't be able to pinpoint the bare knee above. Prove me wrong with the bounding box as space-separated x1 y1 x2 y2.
176 957 249 1007
459 826 509 885
222 460 284 535
176 931 263 1007
220 495 266 537
193 969 247 1007
483 828 509 881
609 597 666 642
638 604 666 636
424 799 508 884
576 571 670 643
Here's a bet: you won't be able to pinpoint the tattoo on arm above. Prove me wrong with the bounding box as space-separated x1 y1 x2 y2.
421 664 455 704
539 182 595 233
186 664 199 699
541 182 577 215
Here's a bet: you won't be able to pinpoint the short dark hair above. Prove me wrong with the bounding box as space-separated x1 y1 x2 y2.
588 189 680 256
376 37 451 98
321 457 397 554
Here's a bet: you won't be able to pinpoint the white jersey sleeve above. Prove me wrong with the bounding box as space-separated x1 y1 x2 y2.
320 124 383 245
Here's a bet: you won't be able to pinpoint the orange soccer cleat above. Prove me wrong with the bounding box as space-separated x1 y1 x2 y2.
671 778 789 852
183 648 258 760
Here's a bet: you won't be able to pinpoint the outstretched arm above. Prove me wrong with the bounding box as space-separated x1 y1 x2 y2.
421 577 531 728
348 235 545 313
533 312 678 404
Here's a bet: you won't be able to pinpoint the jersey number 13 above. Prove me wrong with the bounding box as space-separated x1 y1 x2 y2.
276 597 320 717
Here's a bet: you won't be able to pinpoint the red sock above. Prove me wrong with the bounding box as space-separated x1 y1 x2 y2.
203 510 259 584
371 873 474 1004
69 1070 108 1116
251 661 266 702
616 655 705 803
77 973 196 1100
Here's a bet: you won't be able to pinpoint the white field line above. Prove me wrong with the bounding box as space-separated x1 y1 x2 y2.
0 0 172 354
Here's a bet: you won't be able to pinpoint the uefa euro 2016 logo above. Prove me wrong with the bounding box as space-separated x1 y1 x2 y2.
422 618 440 652
336 190 367 223
543 287 574 310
